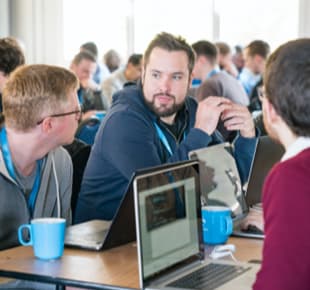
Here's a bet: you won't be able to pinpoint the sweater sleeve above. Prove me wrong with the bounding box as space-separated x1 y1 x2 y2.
253 159 310 290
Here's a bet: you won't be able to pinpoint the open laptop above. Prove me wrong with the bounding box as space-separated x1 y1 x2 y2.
244 136 285 206
189 136 284 239
233 136 284 238
133 159 260 290
65 160 199 251
65 174 136 250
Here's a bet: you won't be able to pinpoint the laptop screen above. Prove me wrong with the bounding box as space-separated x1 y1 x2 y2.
134 161 203 285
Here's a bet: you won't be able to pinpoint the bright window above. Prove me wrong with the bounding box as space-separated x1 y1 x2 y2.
63 0 299 64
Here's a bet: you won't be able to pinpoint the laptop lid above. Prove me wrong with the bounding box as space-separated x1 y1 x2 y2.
133 160 203 288
189 143 245 219
65 170 137 251
245 135 285 206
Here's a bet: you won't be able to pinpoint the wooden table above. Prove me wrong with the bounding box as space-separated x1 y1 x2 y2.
0 237 263 290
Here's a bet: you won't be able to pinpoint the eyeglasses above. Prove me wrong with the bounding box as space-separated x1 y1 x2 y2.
37 109 82 125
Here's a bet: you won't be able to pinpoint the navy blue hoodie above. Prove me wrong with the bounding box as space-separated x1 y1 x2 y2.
75 83 256 222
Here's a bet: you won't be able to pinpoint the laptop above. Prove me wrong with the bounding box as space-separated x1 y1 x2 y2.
244 136 285 206
65 173 136 250
133 159 260 290
233 136 284 238
189 136 284 239
65 160 199 251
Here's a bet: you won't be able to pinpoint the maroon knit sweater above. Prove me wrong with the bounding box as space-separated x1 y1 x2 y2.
253 148 310 290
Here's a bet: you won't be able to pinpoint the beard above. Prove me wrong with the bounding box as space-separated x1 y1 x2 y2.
144 92 185 118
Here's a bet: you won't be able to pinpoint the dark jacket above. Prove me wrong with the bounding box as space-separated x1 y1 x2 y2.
75 83 257 222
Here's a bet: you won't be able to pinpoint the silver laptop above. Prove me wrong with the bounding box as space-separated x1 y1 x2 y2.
65 164 144 251
133 160 260 290
189 136 284 239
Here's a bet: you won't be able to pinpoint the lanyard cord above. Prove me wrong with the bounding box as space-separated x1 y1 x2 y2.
153 122 186 157
0 128 42 217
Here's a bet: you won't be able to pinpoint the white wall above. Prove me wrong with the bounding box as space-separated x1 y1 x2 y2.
299 0 310 37
10 0 64 65
0 0 10 36
2 0 310 66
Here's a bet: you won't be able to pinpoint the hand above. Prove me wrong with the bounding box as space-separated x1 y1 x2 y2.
195 96 232 135
241 204 264 232
221 103 255 138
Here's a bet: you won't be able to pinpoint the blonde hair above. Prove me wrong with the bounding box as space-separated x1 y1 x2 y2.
3 64 79 131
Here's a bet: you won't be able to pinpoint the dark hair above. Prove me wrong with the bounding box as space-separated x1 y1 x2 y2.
0 37 25 75
127 53 142 66
72 51 96 65
215 42 231 55
264 38 310 136
192 40 218 65
80 42 98 58
234 45 243 54
246 40 270 59
143 32 195 74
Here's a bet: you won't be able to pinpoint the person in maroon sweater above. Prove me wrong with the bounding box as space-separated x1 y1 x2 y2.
253 39 310 290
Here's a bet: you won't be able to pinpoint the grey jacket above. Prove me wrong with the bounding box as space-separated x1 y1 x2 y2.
0 146 73 250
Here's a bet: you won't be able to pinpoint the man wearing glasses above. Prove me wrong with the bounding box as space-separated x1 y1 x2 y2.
0 64 80 253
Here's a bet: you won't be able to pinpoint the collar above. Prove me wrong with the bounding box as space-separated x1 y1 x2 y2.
240 67 261 84
207 67 220 78
281 136 310 162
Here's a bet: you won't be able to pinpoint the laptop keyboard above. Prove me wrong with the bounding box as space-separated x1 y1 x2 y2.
241 225 264 235
168 263 250 290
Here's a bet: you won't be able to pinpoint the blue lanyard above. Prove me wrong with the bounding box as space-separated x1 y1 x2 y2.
154 122 173 156
154 122 186 157
0 128 42 216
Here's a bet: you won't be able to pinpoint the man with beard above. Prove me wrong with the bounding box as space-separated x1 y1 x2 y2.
250 39 310 290
75 32 257 222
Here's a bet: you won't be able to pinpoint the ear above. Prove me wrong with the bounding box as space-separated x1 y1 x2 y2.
40 117 53 134
263 98 279 125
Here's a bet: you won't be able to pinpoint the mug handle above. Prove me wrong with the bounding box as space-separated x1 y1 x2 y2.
18 224 33 246
225 216 233 235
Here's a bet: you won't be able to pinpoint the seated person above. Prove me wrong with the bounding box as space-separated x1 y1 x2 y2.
80 41 106 85
70 51 109 117
0 64 79 250
215 41 239 78
101 53 143 106
239 40 270 97
246 39 310 290
0 64 80 290
75 32 257 223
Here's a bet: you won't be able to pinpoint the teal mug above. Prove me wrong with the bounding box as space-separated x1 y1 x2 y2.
18 217 66 260
202 206 233 245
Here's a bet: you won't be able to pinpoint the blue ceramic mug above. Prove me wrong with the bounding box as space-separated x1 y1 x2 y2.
18 217 66 260
202 206 233 245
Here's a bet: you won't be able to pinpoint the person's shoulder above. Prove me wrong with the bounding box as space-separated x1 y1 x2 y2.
52 146 72 164
112 82 142 105
266 150 310 187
